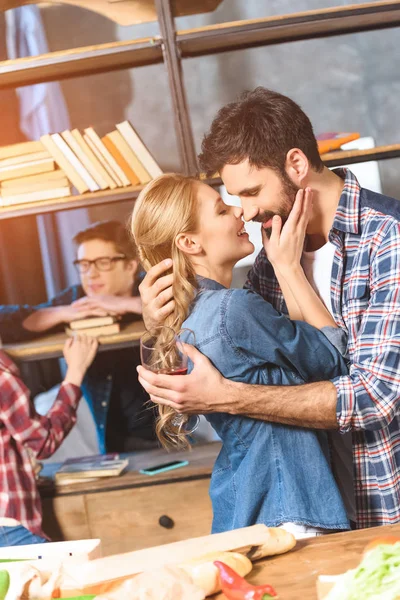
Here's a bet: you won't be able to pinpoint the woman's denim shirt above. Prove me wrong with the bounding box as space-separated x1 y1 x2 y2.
183 277 350 533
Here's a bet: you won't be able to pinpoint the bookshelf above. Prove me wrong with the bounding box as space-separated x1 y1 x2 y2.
1 1 400 221
1 144 400 220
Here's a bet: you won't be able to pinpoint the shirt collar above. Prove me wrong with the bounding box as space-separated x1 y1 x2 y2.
331 168 362 235
196 276 226 291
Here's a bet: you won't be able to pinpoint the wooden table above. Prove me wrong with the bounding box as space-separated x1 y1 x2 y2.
214 523 400 600
3 319 146 362
39 442 220 557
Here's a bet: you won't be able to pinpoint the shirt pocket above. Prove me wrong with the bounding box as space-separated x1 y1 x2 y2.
342 281 370 343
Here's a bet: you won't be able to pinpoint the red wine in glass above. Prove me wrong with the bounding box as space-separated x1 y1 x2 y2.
140 326 199 435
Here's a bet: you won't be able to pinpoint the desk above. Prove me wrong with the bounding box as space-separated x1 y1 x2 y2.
215 523 400 600
3 320 146 362
39 442 219 556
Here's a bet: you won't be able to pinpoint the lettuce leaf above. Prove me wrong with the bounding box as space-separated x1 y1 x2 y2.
326 542 400 600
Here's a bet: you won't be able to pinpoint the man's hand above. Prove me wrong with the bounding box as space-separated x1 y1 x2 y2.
263 187 312 273
72 295 141 316
137 344 230 413
61 302 110 323
139 259 175 329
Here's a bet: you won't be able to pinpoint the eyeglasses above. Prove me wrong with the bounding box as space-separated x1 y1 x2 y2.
73 255 127 274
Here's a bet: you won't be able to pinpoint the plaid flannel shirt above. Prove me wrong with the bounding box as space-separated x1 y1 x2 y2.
245 168 400 528
0 351 81 537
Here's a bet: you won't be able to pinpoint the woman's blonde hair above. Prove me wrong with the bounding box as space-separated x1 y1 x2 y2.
131 173 200 449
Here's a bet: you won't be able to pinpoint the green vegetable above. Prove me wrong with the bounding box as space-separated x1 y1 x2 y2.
0 570 10 600
327 542 400 600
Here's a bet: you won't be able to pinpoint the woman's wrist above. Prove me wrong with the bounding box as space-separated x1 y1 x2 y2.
64 366 84 387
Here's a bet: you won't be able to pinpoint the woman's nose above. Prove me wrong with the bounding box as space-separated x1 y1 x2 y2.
233 206 243 218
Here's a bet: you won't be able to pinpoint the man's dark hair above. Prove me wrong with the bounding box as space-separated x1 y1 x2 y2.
198 87 323 177
73 220 137 260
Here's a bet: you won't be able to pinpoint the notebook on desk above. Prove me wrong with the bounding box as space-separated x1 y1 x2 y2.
55 453 128 484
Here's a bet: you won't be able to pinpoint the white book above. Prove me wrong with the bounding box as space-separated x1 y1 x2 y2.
116 121 163 179
51 134 100 193
84 127 130 187
61 130 109 190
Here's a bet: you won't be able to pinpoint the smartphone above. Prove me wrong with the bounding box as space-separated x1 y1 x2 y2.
139 460 189 476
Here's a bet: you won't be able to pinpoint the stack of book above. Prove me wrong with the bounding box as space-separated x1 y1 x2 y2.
65 315 120 338
0 140 71 206
55 453 129 486
0 120 162 207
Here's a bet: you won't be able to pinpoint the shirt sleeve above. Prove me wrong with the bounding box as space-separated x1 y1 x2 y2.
34 285 80 309
0 305 36 343
333 222 400 433
0 368 81 459
244 250 265 293
223 289 348 383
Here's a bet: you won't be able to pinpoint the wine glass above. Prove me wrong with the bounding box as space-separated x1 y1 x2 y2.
140 326 199 435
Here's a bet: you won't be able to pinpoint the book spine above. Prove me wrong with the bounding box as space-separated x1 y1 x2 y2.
40 134 89 194
51 133 100 192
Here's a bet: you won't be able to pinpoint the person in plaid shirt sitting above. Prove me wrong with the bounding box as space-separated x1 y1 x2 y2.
0 334 97 546
137 88 400 531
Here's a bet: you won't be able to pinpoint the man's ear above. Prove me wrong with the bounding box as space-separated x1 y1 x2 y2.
175 233 202 255
285 148 310 186
126 259 138 275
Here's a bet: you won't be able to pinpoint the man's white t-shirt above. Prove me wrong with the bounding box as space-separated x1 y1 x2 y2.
301 242 356 524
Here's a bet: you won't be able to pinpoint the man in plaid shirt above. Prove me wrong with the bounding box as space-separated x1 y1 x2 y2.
0 334 97 546
137 88 400 529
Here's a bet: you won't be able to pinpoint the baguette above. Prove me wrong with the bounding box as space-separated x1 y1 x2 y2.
180 551 252 595
59 525 295 596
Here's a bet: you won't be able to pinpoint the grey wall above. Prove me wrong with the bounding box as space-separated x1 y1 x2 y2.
37 0 400 285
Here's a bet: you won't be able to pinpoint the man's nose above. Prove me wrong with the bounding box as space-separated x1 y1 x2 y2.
87 263 100 276
242 202 258 222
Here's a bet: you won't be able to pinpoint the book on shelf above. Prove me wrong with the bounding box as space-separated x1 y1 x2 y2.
102 133 140 186
51 133 100 193
0 174 69 196
0 150 51 168
0 186 71 206
317 132 361 155
0 157 56 182
1 169 67 189
84 127 130 187
70 128 117 190
40 133 89 194
65 322 120 337
106 129 151 184
116 120 163 179
83 133 121 188
55 453 128 483
69 315 118 331
61 129 109 190
0 139 45 161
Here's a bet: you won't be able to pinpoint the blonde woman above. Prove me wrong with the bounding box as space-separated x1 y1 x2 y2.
131 174 350 536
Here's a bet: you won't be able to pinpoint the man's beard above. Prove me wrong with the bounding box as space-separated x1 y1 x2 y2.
252 172 300 239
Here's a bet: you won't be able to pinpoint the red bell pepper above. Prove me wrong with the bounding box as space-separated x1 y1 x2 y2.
214 561 278 599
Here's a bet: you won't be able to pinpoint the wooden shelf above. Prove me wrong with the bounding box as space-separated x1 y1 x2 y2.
0 38 163 90
1 2 400 89
0 146 398 221
0 185 143 221
321 144 400 167
0 0 223 26
178 1 400 57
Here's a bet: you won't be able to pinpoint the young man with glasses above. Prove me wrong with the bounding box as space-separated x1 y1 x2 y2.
13 220 157 454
